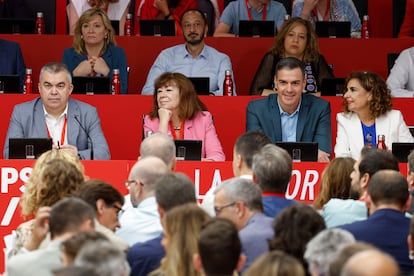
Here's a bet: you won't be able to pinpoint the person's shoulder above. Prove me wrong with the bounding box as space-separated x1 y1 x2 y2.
248 94 274 106
269 0 285 9
69 98 96 111
0 39 20 48
204 44 230 58
14 97 41 110
304 94 330 107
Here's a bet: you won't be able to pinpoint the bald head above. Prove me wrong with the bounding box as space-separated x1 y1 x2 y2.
341 250 399 276
129 156 169 206
140 134 176 170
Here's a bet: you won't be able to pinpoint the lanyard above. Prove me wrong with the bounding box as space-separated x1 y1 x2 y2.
169 121 184 140
313 0 330 21
46 115 68 146
245 0 267 21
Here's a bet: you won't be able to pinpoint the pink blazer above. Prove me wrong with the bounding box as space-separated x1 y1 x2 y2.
143 111 225 161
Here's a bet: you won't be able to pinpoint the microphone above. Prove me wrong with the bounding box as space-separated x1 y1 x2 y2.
74 115 94 160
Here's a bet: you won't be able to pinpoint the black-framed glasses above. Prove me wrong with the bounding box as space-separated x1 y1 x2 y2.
214 202 236 216
111 204 125 218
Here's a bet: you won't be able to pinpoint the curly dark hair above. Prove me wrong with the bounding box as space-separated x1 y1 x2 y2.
342 71 392 117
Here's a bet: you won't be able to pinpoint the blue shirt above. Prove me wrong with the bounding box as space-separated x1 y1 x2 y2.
141 44 235 96
62 45 128 94
278 97 301 142
219 0 286 35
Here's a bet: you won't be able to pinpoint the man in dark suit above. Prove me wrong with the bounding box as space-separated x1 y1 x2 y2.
246 57 331 162
3 62 110 159
338 170 414 275
0 39 26 91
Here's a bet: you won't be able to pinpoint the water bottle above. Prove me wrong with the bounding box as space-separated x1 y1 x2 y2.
24 69 33 94
125 13 133 36
35 12 45 34
362 15 369 39
223 70 233 96
111 69 121 95
377 134 387 150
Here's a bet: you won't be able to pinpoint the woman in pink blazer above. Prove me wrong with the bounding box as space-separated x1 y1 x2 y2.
334 71 414 160
143 72 225 161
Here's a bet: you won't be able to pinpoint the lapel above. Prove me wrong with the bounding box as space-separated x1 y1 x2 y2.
33 98 48 137
270 95 282 141
296 95 307 140
66 99 81 146
349 112 365 149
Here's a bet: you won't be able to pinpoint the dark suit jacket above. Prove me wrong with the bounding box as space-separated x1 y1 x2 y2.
339 209 414 275
0 39 26 91
246 94 332 154
4 97 110 160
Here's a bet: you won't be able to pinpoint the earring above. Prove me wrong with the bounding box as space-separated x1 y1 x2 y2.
409 250 414 260
81 35 83 39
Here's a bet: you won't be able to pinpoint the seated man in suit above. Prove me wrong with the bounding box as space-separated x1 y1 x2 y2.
338 170 414 275
3 62 110 160
246 57 331 162
0 38 26 91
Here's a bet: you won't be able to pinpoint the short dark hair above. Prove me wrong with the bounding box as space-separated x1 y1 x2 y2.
49 198 95 238
275 57 305 78
76 179 124 212
368 170 409 208
198 218 241 275
181 9 207 26
359 147 399 179
235 131 271 169
407 150 414 173
155 173 196 211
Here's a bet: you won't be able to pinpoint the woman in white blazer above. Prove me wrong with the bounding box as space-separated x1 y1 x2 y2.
335 71 414 160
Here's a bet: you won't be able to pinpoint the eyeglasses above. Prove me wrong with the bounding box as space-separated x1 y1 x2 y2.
111 204 125 219
214 202 236 216
124 180 138 190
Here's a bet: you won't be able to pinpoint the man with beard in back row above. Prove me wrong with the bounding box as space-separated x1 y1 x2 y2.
141 8 236 96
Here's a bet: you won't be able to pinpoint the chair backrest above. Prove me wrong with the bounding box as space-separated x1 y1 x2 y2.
198 0 216 36
25 0 56 34
387 52 400 76
392 0 407 37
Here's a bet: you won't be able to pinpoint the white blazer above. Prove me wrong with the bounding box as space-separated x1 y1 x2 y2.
334 110 414 160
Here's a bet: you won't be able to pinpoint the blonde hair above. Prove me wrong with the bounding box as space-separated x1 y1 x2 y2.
150 203 210 276
72 8 116 55
21 150 84 217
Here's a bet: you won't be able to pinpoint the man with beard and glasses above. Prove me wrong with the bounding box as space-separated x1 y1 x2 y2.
141 9 235 96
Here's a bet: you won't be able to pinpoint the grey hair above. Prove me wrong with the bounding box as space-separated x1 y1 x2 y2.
140 133 176 170
252 144 292 193
304 229 355 276
39 62 72 83
214 177 263 212
74 240 130 276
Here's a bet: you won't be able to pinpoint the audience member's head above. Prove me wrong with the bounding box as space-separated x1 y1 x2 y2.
366 170 410 213
407 150 414 190
304 228 355 276
76 179 124 232
140 133 176 170
60 231 109 266
232 131 271 177
351 147 399 198
329 242 376 276
74 240 130 276
244 250 305 276
269 203 326 272
271 17 320 64
22 152 84 217
73 8 116 55
155 172 197 224
342 71 392 117
152 203 210 276
340 249 400 276
127 156 169 207
49 198 95 240
194 217 245 276
314 157 355 209
180 9 208 43
252 144 292 193
149 72 208 120
214 177 263 230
